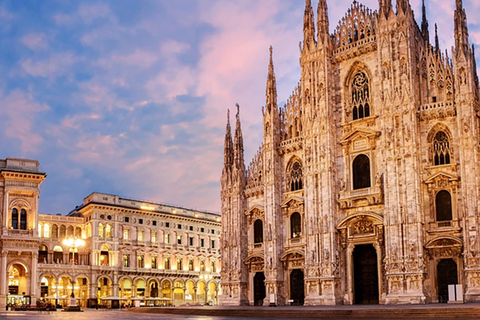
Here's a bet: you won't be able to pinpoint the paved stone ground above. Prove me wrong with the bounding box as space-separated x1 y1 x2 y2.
0 305 479 320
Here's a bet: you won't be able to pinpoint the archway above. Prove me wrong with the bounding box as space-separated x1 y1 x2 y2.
208 282 217 305
197 281 206 305
290 269 304 305
160 280 172 306
173 280 184 306
253 272 266 306
7 264 29 305
437 259 458 303
353 244 378 304
149 281 159 298
185 281 196 305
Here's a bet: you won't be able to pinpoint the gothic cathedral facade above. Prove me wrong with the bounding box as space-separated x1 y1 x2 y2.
220 0 480 305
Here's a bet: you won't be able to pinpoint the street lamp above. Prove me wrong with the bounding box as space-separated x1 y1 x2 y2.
62 237 85 312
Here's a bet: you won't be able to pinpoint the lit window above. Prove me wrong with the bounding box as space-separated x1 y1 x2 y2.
177 235 182 245
123 229 129 241
137 256 144 268
44 224 50 238
151 232 156 243
138 231 144 242
123 255 130 267
165 233 170 244
105 224 112 238
98 223 104 238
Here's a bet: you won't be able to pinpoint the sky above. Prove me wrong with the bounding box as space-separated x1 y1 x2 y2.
0 0 479 215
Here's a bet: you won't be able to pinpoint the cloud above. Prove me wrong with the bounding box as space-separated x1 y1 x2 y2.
0 90 49 153
78 3 111 24
21 33 48 50
20 53 78 78
102 49 158 69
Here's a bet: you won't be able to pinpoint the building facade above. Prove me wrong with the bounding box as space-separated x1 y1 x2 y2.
221 0 480 305
1 158 221 309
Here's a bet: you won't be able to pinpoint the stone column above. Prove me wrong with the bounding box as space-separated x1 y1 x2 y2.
31 252 39 305
0 251 8 309
346 243 354 305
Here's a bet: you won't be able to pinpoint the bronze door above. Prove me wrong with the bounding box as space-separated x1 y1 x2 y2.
353 244 379 304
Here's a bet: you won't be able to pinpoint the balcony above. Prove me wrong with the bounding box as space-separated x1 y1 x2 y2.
427 220 461 234
338 185 383 209
417 101 456 121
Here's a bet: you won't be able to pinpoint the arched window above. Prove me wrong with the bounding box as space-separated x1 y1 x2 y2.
211 261 216 272
98 223 104 238
189 260 194 271
433 132 451 165
177 258 183 271
44 224 50 238
123 254 130 267
100 245 109 266
105 224 112 238
20 209 27 230
52 225 59 238
151 257 157 269
67 225 74 237
289 162 303 191
253 219 264 244
353 154 371 189
38 223 42 237
11 208 18 229
38 245 48 263
290 212 302 238
200 260 205 272
137 256 144 268
59 225 66 238
75 227 81 238
436 190 452 221
164 258 170 270
53 245 63 264
351 71 370 120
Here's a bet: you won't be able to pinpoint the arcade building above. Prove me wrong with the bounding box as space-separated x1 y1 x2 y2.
0 158 221 309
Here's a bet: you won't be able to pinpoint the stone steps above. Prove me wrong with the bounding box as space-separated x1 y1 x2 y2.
129 305 480 319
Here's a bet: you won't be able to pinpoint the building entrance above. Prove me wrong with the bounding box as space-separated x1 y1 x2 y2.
253 272 266 306
437 259 458 303
353 244 378 304
290 269 304 305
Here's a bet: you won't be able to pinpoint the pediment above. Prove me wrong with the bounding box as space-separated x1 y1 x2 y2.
280 249 305 261
339 127 381 146
424 171 459 185
425 236 463 249
244 253 264 264
245 204 264 216
281 196 304 208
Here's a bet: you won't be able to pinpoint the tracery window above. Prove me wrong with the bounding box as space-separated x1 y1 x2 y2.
253 219 264 244
20 209 27 230
436 190 452 221
290 212 302 238
351 72 371 120
11 208 18 229
352 154 371 189
433 132 451 165
289 162 303 191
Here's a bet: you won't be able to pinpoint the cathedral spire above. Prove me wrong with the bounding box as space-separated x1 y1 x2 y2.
435 24 440 53
454 0 470 56
421 0 429 43
233 104 245 171
317 0 329 43
266 46 277 114
396 0 410 15
379 0 393 19
303 0 315 50
223 109 234 170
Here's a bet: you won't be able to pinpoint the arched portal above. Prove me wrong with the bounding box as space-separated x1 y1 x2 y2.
8 264 29 305
253 272 266 306
290 269 304 305
353 244 378 304
119 278 132 298
185 281 196 305
437 259 458 303
173 280 184 306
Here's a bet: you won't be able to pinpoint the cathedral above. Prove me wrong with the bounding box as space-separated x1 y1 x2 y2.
220 0 480 305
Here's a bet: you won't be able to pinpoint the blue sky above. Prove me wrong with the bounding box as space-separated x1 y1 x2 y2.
0 0 478 215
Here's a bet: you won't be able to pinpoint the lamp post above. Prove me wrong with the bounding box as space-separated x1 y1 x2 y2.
62 237 85 312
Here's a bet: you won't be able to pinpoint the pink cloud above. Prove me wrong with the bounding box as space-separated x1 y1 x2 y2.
0 90 49 153
20 53 77 78
21 32 48 50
